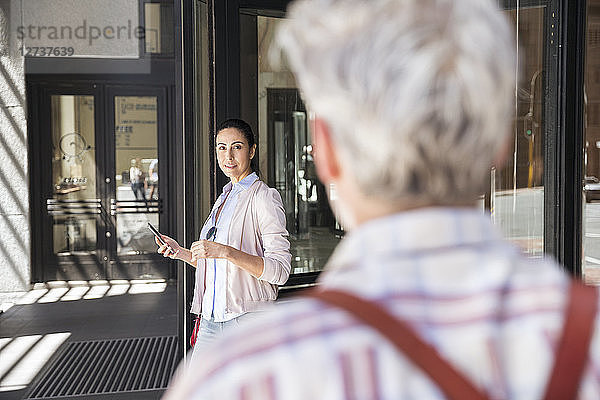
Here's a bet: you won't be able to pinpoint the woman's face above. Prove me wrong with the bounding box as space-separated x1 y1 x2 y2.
216 128 256 184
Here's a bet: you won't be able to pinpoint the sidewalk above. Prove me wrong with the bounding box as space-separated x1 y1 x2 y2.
0 280 178 400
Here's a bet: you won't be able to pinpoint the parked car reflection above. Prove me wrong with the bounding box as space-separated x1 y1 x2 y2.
584 176 600 202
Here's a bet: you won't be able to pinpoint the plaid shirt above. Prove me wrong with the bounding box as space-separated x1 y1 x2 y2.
165 208 600 400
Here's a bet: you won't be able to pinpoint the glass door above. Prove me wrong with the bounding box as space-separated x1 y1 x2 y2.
491 1 558 259
236 5 341 287
36 84 171 281
40 87 107 280
106 87 170 279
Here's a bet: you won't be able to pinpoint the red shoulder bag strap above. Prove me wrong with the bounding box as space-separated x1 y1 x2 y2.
307 281 597 400
542 281 598 400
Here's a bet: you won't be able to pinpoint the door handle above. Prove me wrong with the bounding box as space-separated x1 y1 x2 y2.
47 199 102 216
110 199 163 215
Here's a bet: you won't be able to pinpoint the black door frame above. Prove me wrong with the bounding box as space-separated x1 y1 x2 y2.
556 0 587 278
34 83 107 281
27 78 176 282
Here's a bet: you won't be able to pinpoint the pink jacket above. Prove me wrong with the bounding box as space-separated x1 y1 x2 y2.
190 180 292 315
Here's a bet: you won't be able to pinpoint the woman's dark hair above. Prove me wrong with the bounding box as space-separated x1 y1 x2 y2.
216 118 259 174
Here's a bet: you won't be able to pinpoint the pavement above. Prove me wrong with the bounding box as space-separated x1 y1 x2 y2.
0 280 178 400
0 225 335 400
584 201 600 271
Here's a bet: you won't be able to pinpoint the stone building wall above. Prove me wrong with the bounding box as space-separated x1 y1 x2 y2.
0 0 30 297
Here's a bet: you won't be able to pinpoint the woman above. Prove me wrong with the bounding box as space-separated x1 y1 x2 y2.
129 158 145 200
156 118 291 351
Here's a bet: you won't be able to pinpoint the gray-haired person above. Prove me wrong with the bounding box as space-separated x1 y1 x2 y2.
164 0 600 398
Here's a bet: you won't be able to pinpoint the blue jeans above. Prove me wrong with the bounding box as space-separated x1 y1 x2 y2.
130 182 145 200
195 316 243 348
190 315 252 363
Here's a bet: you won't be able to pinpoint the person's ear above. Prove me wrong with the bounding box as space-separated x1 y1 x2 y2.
249 144 256 160
311 117 341 184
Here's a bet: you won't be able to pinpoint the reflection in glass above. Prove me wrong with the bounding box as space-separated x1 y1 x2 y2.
144 3 174 54
257 16 340 276
114 96 160 255
51 95 97 255
491 7 545 257
583 0 600 284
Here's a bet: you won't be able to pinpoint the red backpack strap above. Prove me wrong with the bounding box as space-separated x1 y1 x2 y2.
542 281 598 400
307 289 488 400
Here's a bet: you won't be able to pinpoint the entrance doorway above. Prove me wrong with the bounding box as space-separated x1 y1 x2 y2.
219 2 341 287
29 82 172 281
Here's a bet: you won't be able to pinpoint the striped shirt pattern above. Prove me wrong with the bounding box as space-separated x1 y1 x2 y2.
165 208 600 400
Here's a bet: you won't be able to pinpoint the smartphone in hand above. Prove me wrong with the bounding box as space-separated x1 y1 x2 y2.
147 222 166 246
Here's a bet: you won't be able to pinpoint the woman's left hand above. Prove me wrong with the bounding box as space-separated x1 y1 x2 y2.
190 240 231 263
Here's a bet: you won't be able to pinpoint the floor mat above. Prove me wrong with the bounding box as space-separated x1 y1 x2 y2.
25 336 179 399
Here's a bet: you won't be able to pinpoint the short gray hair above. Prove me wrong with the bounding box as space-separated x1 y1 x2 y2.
274 0 516 204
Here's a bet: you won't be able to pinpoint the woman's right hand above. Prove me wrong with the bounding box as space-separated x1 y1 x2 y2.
156 235 182 259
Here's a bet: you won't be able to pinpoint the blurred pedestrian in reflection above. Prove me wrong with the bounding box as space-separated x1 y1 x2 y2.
147 158 159 200
155 119 291 356
129 158 145 200
164 0 600 399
